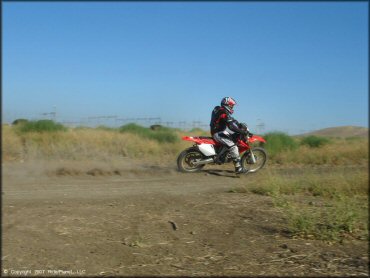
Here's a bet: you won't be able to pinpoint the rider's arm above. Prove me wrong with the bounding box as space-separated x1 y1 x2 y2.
226 116 247 134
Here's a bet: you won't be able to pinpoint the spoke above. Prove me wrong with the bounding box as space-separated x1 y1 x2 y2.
183 152 202 170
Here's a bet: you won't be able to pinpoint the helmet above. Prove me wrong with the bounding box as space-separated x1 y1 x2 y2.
221 97 237 114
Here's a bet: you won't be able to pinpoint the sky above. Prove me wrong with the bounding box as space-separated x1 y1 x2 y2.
3 1 369 134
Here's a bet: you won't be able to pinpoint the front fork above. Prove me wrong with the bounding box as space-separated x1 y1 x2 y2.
248 149 257 164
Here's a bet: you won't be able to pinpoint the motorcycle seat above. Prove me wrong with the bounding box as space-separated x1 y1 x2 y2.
198 136 213 140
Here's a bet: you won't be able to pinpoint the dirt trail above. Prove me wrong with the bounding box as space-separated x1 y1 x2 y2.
2 160 368 276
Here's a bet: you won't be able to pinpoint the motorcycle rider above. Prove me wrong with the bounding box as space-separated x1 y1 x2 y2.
210 97 248 174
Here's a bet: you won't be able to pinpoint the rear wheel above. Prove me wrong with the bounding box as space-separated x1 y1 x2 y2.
177 147 205 173
241 147 267 173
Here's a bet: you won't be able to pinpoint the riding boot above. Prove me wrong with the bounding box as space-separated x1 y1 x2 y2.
233 158 245 174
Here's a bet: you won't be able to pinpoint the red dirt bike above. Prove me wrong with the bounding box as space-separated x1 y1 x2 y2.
177 130 267 174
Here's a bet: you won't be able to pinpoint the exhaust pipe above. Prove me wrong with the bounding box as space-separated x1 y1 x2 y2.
193 158 214 166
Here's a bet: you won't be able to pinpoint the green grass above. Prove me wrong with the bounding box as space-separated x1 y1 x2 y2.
16 120 67 133
118 123 179 143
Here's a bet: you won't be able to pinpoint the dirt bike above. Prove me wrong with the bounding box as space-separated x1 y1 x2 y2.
177 130 267 174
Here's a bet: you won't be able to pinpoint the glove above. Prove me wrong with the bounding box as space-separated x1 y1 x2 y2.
241 130 249 136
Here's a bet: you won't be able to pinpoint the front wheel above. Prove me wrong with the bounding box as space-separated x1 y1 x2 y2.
241 147 267 173
177 147 206 173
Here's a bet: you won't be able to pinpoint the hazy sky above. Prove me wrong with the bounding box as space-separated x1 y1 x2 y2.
3 2 368 134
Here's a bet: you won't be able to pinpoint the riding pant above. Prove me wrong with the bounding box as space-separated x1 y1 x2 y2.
212 132 240 160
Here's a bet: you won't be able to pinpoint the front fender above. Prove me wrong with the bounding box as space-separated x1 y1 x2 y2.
248 135 266 143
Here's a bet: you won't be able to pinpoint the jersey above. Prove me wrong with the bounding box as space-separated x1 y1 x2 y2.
210 106 246 136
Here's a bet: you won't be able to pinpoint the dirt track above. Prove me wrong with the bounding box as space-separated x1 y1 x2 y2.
2 160 368 276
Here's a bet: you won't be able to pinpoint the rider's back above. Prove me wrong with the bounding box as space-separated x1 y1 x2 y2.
210 106 229 135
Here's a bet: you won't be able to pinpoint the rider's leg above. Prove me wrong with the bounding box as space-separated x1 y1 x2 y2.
213 132 244 173
212 134 227 163
229 145 244 173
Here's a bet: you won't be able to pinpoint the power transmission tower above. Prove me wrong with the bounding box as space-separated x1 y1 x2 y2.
178 121 187 130
256 119 265 134
41 107 56 121
192 121 202 128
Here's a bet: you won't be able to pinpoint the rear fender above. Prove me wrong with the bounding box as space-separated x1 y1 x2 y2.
182 136 216 145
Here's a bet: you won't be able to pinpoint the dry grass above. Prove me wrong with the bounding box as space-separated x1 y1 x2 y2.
2 125 24 161
2 125 368 166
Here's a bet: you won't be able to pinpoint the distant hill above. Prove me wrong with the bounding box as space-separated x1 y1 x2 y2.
298 126 368 138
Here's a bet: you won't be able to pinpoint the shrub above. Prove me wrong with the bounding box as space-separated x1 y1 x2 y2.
263 132 298 157
12 118 29 125
17 120 67 133
119 123 178 143
301 135 330 148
